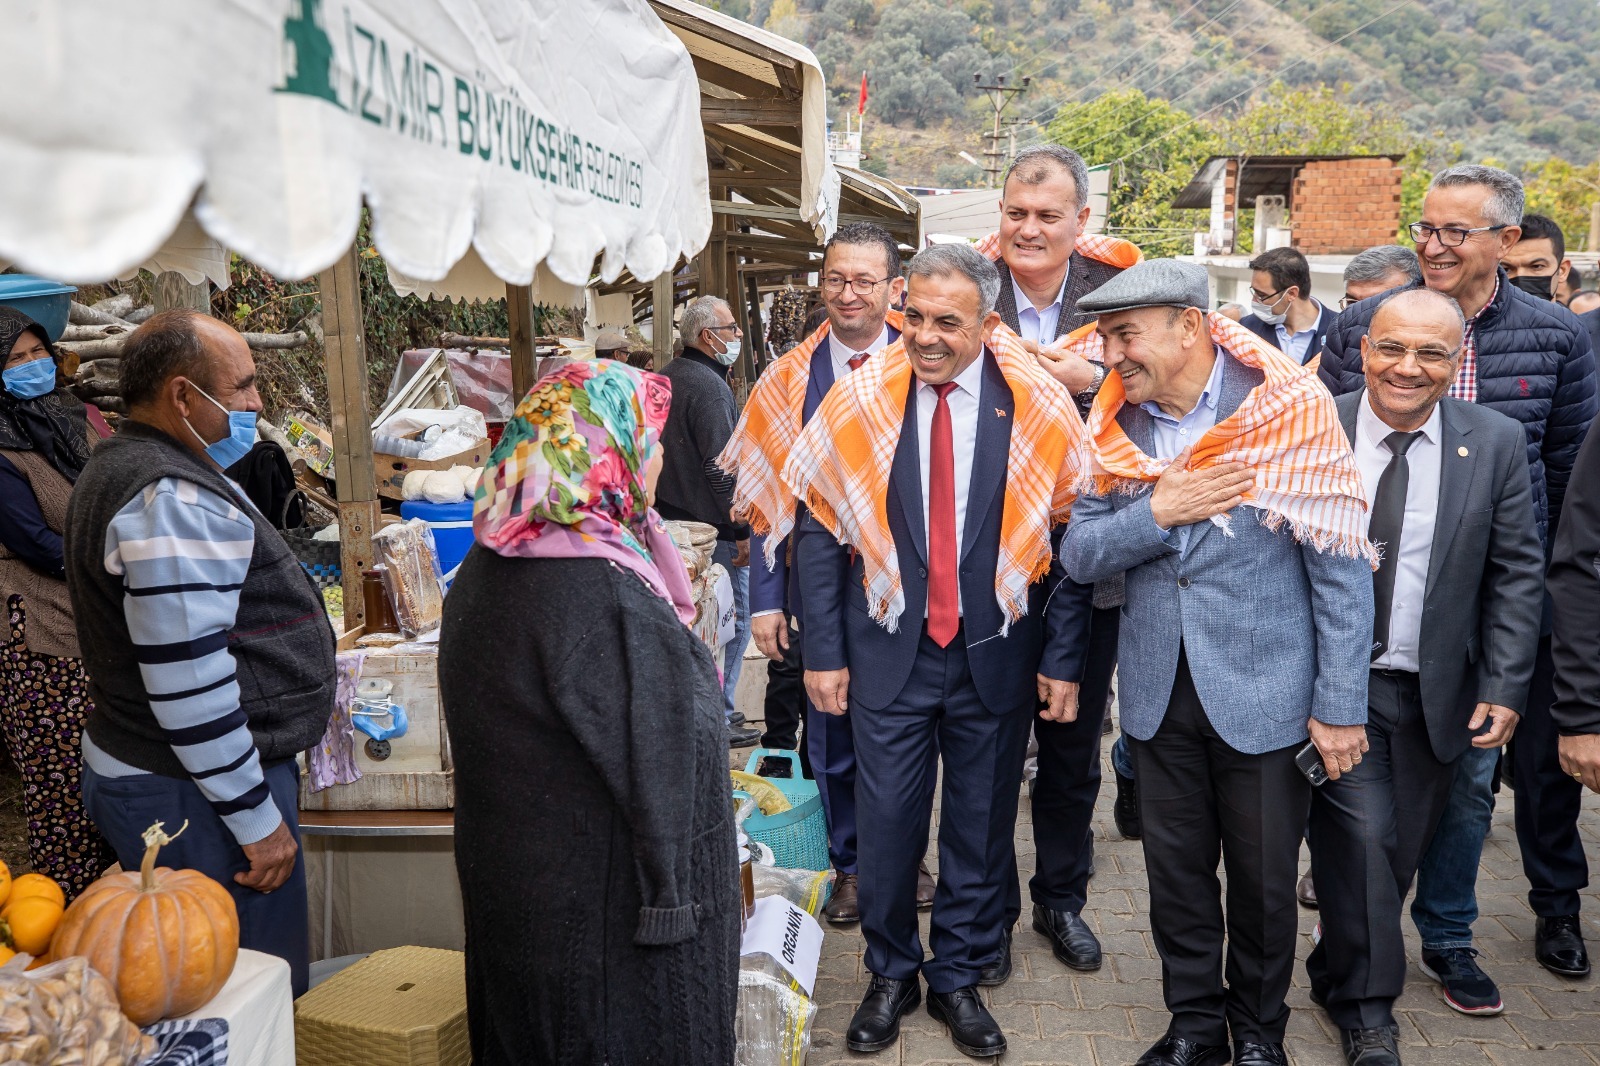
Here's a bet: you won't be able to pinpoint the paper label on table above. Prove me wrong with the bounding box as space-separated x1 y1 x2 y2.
740 896 822 997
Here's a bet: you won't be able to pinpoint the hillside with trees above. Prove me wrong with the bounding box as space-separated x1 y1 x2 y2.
707 0 1600 254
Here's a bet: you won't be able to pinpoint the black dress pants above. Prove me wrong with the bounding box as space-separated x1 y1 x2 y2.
1130 649 1309 1045
760 613 811 775
1306 669 1456 1030
1512 635 1589 918
1007 604 1120 923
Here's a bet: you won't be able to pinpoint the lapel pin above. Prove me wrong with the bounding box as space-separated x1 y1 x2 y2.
1458 446 1469 457
995 408 1007 418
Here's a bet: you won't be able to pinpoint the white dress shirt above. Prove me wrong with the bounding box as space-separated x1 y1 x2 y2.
1355 392 1441 672
1142 352 1224 552
828 324 891 381
1273 301 1329 366
915 353 985 615
1010 271 1069 344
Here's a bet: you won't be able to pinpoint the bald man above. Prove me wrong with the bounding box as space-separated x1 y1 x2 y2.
1308 289 1543 1065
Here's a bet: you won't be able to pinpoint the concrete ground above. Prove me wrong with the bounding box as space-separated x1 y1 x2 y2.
728 654 1600 1065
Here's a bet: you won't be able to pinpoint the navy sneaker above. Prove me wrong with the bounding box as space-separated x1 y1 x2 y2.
1419 947 1504 1016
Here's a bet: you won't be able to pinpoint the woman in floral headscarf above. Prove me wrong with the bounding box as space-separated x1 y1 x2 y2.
439 359 737 1066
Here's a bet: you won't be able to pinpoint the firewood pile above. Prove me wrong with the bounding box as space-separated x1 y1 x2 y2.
61 296 309 414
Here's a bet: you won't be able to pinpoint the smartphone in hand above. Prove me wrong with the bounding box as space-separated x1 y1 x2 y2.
1295 740 1330 787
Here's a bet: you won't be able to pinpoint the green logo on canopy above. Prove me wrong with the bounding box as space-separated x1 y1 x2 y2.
280 0 341 105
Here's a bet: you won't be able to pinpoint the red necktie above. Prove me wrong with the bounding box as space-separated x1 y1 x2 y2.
847 351 870 371
927 382 960 647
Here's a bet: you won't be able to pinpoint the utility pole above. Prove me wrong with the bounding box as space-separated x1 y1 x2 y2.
973 72 1030 187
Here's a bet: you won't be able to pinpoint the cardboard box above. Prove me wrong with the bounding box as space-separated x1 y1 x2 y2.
373 438 490 501
295 946 468 1066
285 415 336 476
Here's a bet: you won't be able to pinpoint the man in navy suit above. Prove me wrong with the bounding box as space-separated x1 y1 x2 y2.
1239 246 1331 366
795 244 1094 1059
741 222 935 924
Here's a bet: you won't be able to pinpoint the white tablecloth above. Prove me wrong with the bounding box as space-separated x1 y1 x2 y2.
143 949 295 1066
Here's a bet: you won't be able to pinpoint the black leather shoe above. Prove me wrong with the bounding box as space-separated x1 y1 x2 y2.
1535 914 1591 977
729 711 746 726
978 928 1012 987
1135 1034 1230 1066
1114 768 1142 839
1340 1025 1400 1065
1235 1041 1288 1065
1032 904 1103 971
926 986 1006 1058
846 974 920 1052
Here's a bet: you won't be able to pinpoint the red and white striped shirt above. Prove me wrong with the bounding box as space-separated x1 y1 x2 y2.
1449 275 1501 404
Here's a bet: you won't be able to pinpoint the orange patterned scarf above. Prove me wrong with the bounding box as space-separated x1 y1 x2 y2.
782 322 1083 632
717 311 903 569
973 230 1144 273
1074 314 1378 566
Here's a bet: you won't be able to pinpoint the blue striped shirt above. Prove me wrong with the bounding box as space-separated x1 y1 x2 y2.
82 477 281 845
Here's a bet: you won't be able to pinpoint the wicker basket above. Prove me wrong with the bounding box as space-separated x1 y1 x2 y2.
295 946 468 1066
282 524 343 590
736 749 829 871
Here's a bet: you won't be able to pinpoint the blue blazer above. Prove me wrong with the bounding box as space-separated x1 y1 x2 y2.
1238 304 1331 367
750 328 898 619
1060 349 1372 754
797 350 1094 714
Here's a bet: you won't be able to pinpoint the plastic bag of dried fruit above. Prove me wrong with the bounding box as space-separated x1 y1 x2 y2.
0 954 155 1065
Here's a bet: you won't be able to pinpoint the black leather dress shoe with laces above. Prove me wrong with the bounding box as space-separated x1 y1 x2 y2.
926 986 1006 1058
1340 1025 1400 1065
1134 1034 1230 1066
846 975 920 1053
1535 914 1591 977
1234 1040 1288 1065
1032 904 1103 971
978 928 1012 987
1114 768 1142 839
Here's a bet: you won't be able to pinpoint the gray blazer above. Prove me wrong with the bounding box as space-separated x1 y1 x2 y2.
1061 349 1374 755
1335 391 1544 762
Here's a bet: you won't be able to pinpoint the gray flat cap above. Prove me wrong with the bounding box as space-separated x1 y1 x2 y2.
1076 259 1210 316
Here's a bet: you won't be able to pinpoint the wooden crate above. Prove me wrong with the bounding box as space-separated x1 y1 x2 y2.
373 438 489 500
301 648 454 811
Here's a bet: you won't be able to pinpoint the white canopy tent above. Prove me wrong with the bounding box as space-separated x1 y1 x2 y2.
0 0 711 630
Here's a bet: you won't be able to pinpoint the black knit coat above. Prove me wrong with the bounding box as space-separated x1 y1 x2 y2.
439 547 739 1066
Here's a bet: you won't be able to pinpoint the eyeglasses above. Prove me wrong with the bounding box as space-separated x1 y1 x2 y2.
1339 294 1359 310
706 323 742 334
1368 340 1461 366
821 275 891 296
1248 286 1286 304
1408 222 1507 248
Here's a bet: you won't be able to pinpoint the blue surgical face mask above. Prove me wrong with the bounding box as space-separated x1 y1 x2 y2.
2 357 57 400
184 382 258 469
713 337 742 366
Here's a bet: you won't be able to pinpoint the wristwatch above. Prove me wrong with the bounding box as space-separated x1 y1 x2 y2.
1074 362 1108 400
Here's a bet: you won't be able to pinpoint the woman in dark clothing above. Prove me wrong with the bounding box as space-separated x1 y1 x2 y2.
0 308 114 897
439 359 738 1066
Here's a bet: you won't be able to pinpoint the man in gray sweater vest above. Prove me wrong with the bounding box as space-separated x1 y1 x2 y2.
65 310 335 996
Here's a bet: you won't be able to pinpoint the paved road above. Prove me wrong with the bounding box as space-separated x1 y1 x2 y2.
801 744 1600 1065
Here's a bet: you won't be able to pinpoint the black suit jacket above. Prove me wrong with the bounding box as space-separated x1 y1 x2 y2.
1550 419 1600 734
1336 392 1545 761
797 350 1092 714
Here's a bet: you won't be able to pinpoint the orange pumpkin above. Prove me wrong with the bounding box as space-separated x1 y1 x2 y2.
0 859 11 909
8 873 64 911
50 821 238 1025
0 896 63 955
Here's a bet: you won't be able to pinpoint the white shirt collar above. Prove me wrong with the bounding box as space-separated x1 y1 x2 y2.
1358 390 1441 451
918 349 987 399
1010 270 1068 315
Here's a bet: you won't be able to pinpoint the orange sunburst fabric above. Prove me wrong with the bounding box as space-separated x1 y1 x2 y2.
973 230 1144 272
716 310 904 569
781 321 1084 632
1071 313 1379 566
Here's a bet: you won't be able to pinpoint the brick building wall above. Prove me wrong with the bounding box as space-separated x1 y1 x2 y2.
1290 158 1404 255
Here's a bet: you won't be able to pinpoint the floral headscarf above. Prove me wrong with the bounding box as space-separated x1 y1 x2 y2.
473 359 697 624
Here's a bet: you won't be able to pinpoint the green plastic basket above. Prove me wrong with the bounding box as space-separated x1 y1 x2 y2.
735 750 829 871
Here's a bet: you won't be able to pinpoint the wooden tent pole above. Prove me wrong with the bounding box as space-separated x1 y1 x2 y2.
507 283 538 401
652 269 674 370
318 247 379 631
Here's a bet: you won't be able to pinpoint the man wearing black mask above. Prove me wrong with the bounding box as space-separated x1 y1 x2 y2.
1506 214 1600 357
